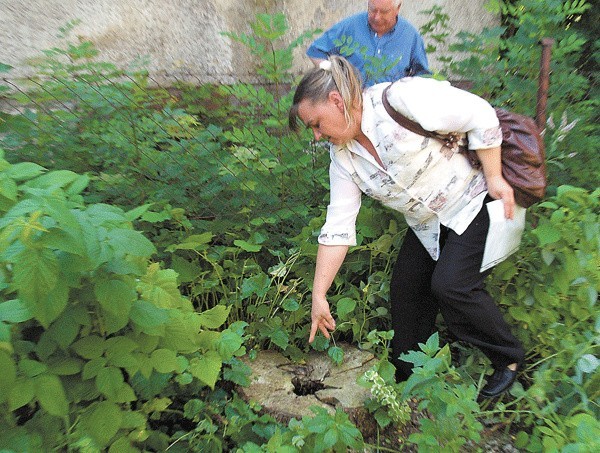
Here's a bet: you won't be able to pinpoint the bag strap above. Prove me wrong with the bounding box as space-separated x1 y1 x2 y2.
382 84 485 169
381 84 447 142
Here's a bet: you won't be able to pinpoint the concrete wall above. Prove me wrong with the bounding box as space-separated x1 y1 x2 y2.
0 0 498 84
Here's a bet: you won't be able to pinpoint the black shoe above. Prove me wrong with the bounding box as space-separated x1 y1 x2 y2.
480 366 518 398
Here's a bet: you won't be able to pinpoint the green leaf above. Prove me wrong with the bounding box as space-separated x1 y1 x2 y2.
108 436 139 453
26 169 80 190
107 352 138 371
189 350 222 389
20 358 48 377
46 309 81 349
150 349 179 373
73 335 106 360
0 62 13 72
130 300 169 335
532 220 561 246
124 204 153 221
81 401 123 447
48 356 83 375
96 366 125 399
165 232 213 252
8 378 35 411
83 357 108 380
328 346 344 365
282 299 300 312
0 175 17 201
0 350 16 403
269 327 289 350
120 410 147 429
6 162 46 181
577 354 599 374
234 239 262 252
159 313 201 353
34 374 69 416
422 332 440 355
105 336 139 356
107 229 156 257
336 297 356 319
198 304 231 329
32 280 70 327
217 330 244 360
0 299 33 323
137 266 182 308
95 279 136 318
13 247 59 305
242 274 272 302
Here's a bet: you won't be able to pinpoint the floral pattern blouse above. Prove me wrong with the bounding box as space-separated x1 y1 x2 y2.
318 77 503 260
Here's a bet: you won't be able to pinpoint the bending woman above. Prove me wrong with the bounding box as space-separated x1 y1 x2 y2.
289 56 525 398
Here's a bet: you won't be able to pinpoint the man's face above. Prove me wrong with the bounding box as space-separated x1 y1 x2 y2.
367 0 401 36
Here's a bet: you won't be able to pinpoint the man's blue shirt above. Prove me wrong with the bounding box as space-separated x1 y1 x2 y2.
306 12 429 87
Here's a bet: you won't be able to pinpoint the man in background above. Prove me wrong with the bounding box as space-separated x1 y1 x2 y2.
306 0 429 86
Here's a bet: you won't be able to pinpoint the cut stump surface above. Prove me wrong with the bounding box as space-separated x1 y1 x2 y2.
238 343 378 437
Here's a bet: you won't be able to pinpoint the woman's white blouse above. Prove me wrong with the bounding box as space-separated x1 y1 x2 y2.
318 77 503 260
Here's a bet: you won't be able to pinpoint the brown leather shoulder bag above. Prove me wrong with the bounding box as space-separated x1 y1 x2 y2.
381 84 547 208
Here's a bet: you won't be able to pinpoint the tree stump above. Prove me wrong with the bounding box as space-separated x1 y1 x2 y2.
238 343 378 437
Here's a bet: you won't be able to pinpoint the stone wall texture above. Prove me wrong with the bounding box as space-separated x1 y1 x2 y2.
0 0 498 84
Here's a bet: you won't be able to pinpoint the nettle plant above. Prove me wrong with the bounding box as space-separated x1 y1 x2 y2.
0 152 246 451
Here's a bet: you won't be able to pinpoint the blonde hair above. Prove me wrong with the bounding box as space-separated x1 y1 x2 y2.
289 56 363 132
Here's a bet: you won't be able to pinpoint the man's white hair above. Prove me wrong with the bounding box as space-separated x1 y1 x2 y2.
369 0 403 8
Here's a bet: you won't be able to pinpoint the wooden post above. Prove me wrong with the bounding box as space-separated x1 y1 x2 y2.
536 38 555 130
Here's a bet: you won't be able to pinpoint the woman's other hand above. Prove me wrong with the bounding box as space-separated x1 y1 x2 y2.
486 174 515 219
476 145 515 219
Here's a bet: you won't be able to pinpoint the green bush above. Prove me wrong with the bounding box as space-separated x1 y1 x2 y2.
0 152 245 451
487 186 599 450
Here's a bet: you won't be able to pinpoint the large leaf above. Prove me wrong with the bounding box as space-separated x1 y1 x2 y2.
24 169 80 190
0 299 32 323
189 350 222 389
96 366 125 400
150 348 179 373
107 229 156 257
197 304 231 329
81 401 123 447
0 175 17 202
94 278 136 318
46 309 81 350
8 378 35 411
129 300 169 335
13 247 59 305
72 335 106 360
137 264 182 308
336 297 356 319
216 329 244 360
34 374 68 416
31 280 70 327
160 312 202 353
5 162 46 181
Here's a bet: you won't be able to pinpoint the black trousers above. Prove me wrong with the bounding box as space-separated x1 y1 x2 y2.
390 200 525 381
